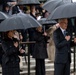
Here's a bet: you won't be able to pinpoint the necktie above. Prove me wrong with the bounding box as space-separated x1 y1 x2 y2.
63 30 67 36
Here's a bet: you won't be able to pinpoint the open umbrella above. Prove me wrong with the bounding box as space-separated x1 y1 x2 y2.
38 18 57 25
0 11 8 20
42 0 65 13
0 13 41 32
3 0 17 2
38 18 57 31
47 3 76 20
17 0 40 5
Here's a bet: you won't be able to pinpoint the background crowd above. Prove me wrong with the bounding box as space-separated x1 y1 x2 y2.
0 0 76 75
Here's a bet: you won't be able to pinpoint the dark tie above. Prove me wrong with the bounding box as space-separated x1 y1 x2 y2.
63 30 67 36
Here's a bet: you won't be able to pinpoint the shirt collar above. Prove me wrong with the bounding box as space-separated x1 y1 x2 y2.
60 27 66 34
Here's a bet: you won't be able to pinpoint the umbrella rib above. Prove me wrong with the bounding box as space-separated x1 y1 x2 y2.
2 13 8 18
28 20 33 27
19 17 25 29
27 15 34 27
28 15 41 27
0 12 8 19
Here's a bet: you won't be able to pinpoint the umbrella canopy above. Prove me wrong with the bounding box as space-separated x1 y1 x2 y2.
17 0 40 5
38 18 57 25
47 3 76 20
0 13 41 32
0 11 8 20
42 0 65 13
3 0 17 2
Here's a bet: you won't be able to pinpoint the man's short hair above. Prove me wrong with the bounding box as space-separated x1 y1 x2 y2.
58 18 67 23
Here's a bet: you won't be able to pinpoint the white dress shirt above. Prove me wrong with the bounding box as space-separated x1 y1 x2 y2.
60 27 66 36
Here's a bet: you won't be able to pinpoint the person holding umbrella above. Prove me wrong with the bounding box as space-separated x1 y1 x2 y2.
1 30 25 75
32 26 49 75
46 23 60 62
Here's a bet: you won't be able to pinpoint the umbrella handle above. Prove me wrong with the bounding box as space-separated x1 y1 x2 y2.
43 26 45 32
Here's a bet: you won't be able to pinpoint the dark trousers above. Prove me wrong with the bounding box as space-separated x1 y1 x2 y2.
36 59 45 75
54 60 70 75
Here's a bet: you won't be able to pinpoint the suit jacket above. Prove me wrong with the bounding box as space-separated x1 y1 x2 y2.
53 28 72 63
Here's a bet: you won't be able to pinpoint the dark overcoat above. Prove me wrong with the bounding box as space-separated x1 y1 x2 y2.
32 30 48 59
1 38 20 75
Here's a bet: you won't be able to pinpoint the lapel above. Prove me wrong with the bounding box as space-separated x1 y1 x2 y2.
58 28 65 38
56 28 72 42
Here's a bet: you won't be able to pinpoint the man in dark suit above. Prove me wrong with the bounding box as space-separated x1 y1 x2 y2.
53 18 72 75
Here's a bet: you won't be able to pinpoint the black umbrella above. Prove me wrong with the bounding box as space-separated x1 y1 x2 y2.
17 0 40 5
0 11 8 20
3 0 17 2
0 13 41 32
38 18 57 31
47 3 76 20
42 0 65 13
38 18 57 25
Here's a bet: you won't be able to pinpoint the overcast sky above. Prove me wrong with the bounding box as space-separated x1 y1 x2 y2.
72 0 76 2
